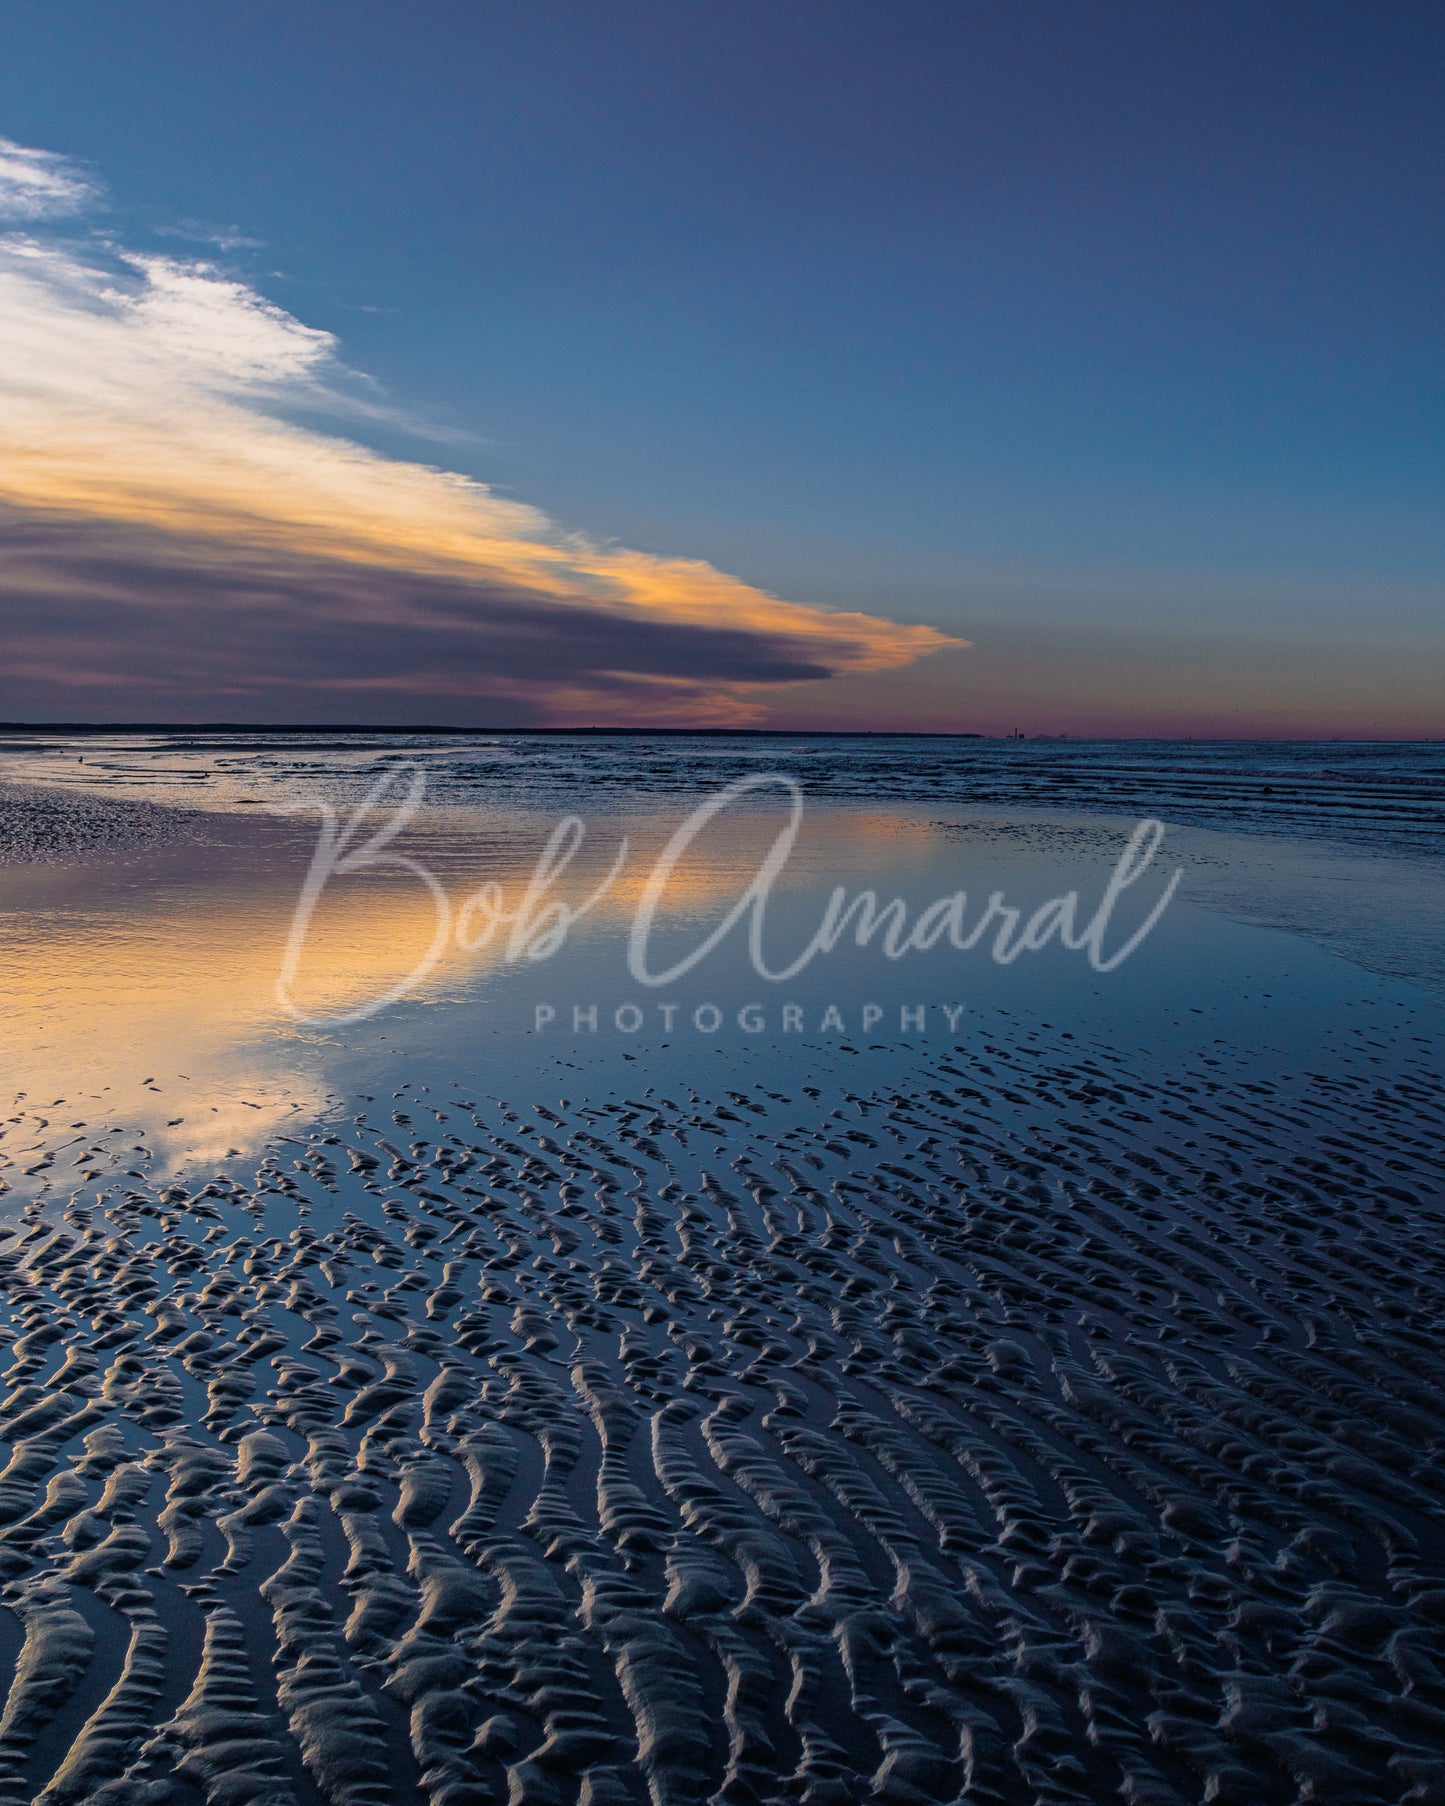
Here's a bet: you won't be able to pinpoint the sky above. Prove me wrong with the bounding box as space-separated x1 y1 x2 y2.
0 0 1441 735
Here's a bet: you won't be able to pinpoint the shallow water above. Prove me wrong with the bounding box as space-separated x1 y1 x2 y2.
3 731 1442 860
4 728 1442 996
1 760 1439 1198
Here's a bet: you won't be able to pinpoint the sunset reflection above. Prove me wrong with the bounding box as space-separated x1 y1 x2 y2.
0 798 954 1188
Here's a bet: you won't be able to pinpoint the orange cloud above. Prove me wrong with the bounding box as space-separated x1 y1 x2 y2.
0 199 961 724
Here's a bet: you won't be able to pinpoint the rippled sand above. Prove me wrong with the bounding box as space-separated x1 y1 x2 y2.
0 1015 1442 1805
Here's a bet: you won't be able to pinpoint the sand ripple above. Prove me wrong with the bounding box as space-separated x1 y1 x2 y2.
0 1027 1443 1802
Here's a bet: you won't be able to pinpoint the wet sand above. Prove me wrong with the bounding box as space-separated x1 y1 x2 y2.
0 1014 1442 1805
2 748 1443 1804
0 784 206 866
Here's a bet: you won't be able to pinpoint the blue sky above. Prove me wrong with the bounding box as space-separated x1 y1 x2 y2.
0 1 1441 732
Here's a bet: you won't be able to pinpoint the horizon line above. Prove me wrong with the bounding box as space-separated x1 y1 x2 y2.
0 722 1439 745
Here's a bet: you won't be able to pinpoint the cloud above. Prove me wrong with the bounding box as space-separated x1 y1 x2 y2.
154 218 267 251
0 508 852 724
0 137 100 220
0 160 959 724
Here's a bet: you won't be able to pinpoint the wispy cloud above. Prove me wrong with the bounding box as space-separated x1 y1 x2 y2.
0 136 100 220
154 217 266 251
0 140 960 724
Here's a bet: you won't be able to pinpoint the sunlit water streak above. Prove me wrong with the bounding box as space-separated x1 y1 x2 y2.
0 738 1441 1209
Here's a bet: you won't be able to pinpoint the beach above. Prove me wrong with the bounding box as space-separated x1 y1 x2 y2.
0 734 1443 1806
5 8 1443 1800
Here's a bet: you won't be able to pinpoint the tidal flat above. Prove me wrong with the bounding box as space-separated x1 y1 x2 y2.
0 733 1442 1806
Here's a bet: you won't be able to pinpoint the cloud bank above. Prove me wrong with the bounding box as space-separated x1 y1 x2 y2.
0 143 958 725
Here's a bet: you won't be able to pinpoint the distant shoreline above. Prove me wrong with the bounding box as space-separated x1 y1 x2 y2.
0 722 987 738
0 723 1438 744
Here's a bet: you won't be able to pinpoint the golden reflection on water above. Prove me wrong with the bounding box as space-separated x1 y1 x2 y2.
0 802 948 1181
